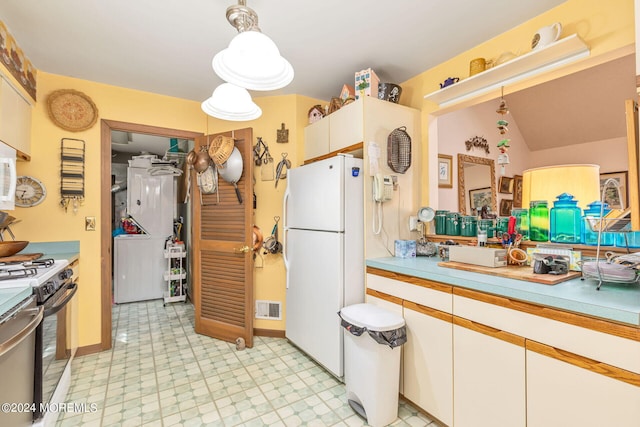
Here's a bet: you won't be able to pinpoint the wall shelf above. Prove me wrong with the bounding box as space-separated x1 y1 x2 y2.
424 34 590 108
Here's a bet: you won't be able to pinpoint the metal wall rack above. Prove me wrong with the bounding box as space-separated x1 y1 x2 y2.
60 138 85 211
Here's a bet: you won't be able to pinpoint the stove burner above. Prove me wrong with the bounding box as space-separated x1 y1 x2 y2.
0 258 55 270
0 266 38 281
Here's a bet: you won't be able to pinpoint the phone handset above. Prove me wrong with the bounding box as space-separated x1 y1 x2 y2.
373 173 393 202
372 173 392 235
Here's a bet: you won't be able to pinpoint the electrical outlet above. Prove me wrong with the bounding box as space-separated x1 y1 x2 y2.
409 216 418 231
85 216 96 231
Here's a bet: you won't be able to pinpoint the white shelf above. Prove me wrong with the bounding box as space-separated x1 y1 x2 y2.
424 34 590 108
164 269 187 281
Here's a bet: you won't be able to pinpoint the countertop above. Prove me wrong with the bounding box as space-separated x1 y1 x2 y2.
23 240 80 264
366 256 640 326
0 241 80 317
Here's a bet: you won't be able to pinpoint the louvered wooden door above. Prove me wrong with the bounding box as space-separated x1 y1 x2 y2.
192 128 254 347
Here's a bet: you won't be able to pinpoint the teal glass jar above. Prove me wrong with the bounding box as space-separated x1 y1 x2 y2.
435 210 448 235
460 216 477 237
496 217 510 235
478 219 495 238
550 193 582 244
529 200 549 242
582 201 613 246
445 212 461 236
511 208 529 240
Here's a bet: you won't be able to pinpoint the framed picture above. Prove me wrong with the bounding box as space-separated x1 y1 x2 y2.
600 171 628 209
438 154 453 188
500 199 513 216
498 176 513 194
469 187 492 211
512 175 523 208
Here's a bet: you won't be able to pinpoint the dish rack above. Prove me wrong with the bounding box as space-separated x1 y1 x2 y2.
581 178 639 290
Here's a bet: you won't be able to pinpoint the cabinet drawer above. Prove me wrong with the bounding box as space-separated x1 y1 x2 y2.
453 292 640 374
366 272 452 313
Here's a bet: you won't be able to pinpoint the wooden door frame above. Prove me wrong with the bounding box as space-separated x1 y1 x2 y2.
100 119 202 351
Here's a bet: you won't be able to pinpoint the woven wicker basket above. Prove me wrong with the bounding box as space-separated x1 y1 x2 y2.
208 136 235 166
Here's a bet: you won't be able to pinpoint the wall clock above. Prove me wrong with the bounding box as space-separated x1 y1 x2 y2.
15 175 46 207
46 89 98 132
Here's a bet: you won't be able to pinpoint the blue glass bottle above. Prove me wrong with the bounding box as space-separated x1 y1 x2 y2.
550 193 582 244
582 200 613 246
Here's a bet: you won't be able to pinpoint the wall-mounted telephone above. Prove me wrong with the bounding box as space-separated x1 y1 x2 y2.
373 173 393 202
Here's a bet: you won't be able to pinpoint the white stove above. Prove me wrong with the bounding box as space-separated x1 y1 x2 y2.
0 259 71 304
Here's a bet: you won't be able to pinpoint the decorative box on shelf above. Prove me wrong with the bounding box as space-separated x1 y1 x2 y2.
355 68 379 100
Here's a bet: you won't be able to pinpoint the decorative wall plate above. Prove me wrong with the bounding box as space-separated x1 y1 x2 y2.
46 89 98 132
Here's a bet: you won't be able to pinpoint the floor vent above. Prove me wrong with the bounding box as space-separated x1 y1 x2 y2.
255 300 282 320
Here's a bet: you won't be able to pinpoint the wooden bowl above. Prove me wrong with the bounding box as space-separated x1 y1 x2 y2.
0 241 29 258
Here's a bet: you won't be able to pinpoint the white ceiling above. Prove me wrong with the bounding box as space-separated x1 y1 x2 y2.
0 0 566 103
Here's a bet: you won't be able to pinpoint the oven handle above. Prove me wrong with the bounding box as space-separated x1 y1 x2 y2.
0 304 43 358
43 281 77 317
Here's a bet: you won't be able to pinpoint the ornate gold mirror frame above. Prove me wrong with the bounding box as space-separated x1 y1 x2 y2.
457 154 497 215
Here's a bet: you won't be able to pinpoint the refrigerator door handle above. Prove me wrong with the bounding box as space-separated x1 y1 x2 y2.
282 188 290 285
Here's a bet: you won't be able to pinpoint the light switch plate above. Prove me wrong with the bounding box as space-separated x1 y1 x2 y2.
85 216 96 231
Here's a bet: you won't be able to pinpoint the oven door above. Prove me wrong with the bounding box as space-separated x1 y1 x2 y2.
34 280 77 421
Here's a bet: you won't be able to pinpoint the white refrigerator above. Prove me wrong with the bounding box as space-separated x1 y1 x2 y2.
114 166 175 303
283 155 364 378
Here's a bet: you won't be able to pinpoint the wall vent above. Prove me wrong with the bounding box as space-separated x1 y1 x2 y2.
255 300 282 320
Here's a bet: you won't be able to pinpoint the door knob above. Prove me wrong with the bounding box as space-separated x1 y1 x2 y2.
235 245 250 253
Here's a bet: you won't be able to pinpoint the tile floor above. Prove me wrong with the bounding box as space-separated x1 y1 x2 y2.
57 300 435 427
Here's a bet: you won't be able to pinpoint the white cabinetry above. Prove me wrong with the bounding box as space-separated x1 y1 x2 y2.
527 343 640 427
404 302 453 427
0 77 31 156
303 97 419 162
304 116 329 160
453 317 525 427
366 271 453 425
367 267 640 427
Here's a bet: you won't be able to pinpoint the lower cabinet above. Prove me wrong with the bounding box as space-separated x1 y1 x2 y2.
526 343 640 427
366 269 640 427
453 317 526 427
403 301 453 427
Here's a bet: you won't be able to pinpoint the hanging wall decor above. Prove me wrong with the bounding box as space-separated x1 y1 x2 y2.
496 86 511 175
276 123 289 143
465 136 489 154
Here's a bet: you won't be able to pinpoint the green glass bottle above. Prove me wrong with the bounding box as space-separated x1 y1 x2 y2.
529 200 549 242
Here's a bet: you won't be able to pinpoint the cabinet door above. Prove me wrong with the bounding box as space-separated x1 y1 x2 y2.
527 346 640 427
304 118 330 160
329 100 363 152
0 78 31 155
453 318 526 427
403 302 453 427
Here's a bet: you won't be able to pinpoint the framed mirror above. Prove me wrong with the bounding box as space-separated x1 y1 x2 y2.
457 154 496 215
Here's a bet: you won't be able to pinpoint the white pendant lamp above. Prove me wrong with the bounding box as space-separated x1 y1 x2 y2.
201 83 262 121
213 0 294 91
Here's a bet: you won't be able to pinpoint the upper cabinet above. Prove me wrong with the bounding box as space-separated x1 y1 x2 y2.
303 97 418 162
0 77 32 157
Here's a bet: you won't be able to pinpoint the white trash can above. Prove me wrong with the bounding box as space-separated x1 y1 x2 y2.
339 303 407 427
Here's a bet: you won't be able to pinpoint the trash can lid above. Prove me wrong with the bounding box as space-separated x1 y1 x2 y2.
340 303 405 331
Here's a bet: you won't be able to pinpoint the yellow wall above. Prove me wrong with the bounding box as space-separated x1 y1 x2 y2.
398 0 636 205
10 69 324 347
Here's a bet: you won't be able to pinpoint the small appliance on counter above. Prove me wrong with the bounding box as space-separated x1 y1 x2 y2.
448 245 507 268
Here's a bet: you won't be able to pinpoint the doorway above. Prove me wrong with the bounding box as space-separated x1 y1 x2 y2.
100 120 202 350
